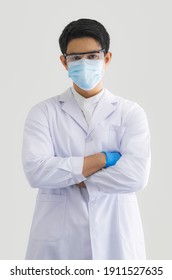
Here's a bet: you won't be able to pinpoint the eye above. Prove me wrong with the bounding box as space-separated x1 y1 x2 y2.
72 55 82 61
87 54 99 60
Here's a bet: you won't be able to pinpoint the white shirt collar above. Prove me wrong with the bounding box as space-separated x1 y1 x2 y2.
71 86 105 109
71 87 105 125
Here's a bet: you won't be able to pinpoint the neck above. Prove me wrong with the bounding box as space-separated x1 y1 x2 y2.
73 82 103 98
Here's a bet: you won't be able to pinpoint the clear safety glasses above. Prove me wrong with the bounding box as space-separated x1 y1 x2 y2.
64 48 106 63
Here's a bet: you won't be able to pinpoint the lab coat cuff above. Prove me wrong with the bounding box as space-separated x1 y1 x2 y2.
71 157 86 183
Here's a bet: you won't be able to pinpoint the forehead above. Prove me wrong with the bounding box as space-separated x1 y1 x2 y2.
66 37 101 54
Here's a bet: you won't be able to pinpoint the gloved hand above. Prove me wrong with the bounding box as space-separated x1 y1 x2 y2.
102 151 121 168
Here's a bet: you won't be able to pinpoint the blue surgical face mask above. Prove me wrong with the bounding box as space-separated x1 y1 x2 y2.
68 59 104 91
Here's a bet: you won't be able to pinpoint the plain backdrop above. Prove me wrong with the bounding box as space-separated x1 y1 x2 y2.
0 0 171 259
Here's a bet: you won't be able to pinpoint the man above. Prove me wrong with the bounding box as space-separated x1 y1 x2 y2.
22 18 151 260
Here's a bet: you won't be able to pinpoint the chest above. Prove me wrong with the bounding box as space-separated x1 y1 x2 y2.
48 107 126 157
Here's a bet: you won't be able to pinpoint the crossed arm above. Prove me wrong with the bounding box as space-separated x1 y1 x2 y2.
22 104 150 194
78 152 120 187
77 153 106 188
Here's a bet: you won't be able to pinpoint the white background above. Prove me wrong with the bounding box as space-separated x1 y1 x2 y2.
0 0 171 259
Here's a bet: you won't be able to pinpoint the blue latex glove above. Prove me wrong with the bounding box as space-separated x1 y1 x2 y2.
102 151 121 168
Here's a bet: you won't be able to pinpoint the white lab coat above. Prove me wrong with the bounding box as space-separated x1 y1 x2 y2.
22 87 151 260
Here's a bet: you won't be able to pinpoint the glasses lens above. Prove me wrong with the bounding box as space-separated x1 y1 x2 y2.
66 49 105 63
66 54 83 63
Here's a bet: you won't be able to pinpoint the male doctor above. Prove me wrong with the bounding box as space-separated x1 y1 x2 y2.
22 18 151 260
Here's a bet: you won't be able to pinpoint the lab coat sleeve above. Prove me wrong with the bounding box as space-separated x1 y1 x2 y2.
22 104 86 189
85 104 151 194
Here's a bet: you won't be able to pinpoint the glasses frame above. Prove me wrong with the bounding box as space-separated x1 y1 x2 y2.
63 48 106 59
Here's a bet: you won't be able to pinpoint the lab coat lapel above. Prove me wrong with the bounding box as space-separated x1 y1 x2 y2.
87 89 119 136
58 88 88 133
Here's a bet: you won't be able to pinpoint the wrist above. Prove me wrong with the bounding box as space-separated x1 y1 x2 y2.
98 152 106 168
101 151 121 168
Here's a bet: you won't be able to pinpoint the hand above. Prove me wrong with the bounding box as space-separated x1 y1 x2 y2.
76 181 86 188
102 151 121 168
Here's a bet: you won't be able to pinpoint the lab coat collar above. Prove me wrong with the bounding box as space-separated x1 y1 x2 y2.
58 88 88 133
87 88 120 135
58 88 120 135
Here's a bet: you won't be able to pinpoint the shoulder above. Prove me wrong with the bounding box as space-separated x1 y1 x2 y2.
105 88 148 124
26 88 70 119
120 99 148 127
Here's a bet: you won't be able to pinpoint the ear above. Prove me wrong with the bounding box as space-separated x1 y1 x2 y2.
104 52 112 67
60 55 68 70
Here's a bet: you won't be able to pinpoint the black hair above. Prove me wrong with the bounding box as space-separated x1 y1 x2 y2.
59 18 110 55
